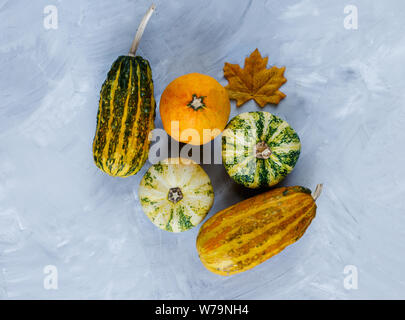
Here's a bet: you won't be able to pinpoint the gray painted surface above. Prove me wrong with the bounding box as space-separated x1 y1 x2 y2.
0 0 404 299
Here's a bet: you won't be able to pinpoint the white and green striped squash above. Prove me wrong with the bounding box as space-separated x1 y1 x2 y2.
222 111 301 189
138 158 214 232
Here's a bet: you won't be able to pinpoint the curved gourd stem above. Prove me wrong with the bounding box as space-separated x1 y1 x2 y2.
128 4 156 57
312 184 323 201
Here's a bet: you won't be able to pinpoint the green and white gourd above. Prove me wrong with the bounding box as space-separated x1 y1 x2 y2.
138 158 214 232
222 111 301 189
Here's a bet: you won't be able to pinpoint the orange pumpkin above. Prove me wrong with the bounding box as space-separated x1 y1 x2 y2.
159 73 231 145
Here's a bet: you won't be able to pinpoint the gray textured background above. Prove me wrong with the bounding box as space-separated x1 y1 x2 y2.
1 0 404 299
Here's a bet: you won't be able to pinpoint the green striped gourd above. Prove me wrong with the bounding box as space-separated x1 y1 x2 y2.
222 111 301 188
92 5 156 177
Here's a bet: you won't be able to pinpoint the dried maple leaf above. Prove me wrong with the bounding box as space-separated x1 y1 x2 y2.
224 49 287 107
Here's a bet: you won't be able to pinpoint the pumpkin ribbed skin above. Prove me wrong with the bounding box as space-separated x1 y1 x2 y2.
159 73 230 145
93 55 156 177
196 186 316 276
222 112 300 188
139 158 214 232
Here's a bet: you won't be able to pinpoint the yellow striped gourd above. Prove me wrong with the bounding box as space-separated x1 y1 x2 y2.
196 185 322 276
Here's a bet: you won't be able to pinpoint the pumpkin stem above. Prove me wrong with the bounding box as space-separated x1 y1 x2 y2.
255 141 272 159
187 94 206 111
168 187 183 204
312 184 323 201
128 4 156 57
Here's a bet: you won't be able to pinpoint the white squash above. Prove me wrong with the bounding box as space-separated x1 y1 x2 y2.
138 158 214 232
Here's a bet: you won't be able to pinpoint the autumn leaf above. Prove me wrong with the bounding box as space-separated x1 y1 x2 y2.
223 49 287 107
